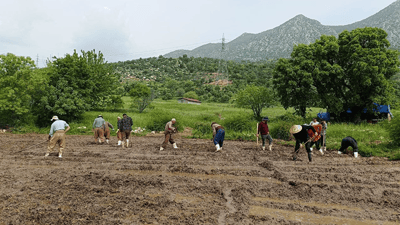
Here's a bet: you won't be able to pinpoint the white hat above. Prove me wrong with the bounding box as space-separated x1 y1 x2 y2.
51 116 59 121
290 125 302 134
171 118 176 121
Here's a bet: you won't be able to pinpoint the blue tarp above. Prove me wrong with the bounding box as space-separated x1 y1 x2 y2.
318 103 392 121
317 112 330 121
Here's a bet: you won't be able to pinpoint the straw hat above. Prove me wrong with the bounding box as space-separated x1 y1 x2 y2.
289 125 302 134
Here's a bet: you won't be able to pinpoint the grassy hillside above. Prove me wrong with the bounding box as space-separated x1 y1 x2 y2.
17 97 400 159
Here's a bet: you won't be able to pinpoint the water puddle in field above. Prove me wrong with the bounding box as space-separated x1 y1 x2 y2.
249 206 398 225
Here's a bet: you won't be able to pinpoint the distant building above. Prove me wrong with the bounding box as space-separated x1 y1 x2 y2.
178 98 201 105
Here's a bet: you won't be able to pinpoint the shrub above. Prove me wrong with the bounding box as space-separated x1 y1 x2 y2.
388 116 400 146
146 111 177 132
222 114 253 133
270 113 304 140
192 122 212 138
269 121 294 141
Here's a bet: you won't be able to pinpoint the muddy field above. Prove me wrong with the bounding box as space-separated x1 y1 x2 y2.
1 132 400 225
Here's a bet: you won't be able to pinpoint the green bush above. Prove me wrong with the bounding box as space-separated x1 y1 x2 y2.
192 122 212 138
146 111 176 132
269 113 303 140
269 121 294 141
388 116 400 146
222 114 254 133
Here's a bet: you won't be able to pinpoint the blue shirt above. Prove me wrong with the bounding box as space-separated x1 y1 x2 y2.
49 120 69 136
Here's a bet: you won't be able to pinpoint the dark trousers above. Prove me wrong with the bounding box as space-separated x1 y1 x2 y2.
213 129 225 147
294 140 316 162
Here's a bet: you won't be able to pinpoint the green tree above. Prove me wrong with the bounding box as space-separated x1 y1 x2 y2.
274 27 400 118
130 82 154 113
183 91 199 100
273 47 318 117
176 88 185 97
0 53 36 125
234 85 275 118
35 50 121 125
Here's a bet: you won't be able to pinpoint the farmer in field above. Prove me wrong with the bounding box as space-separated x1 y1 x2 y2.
211 122 225 152
103 120 115 144
160 118 178 151
116 116 123 146
310 117 320 126
92 115 105 143
311 123 324 155
290 124 318 162
119 113 133 148
338 136 359 158
257 117 273 151
45 116 70 158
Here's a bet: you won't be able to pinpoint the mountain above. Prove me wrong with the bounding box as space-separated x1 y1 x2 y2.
164 0 400 61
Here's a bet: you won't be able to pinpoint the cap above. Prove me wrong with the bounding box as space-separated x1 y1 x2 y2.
51 116 59 121
290 125 302 134
262 117 269 121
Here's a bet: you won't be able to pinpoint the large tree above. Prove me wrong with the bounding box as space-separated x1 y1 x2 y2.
0 53 36 125
234 85 275 118
274 27 400 118
35 50 121 125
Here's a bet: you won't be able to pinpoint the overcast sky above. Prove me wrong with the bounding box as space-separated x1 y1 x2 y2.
0 0 397 67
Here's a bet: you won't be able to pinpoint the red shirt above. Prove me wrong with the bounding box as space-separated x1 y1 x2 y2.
258 122 269 135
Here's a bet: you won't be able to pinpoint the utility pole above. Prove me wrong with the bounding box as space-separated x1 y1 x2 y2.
217 33 228 82
36 54 39 67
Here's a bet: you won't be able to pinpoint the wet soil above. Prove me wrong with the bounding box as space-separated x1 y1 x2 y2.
1 133 400 224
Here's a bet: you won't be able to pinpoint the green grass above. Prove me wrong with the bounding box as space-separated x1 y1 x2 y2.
14 97 400 159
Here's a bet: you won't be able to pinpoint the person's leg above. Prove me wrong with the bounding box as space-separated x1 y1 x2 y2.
59 132 65 157
219 130 225 149
161 133 170 149
46 135 58 156
261 135 266 149
94 128 99 142
98 129 104 143
306 142 313 162
105 130 110 143
125 130 130 147
170 134 178 148
214 129 222 151
267 134 273 151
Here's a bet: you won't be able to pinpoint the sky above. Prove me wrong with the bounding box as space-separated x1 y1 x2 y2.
0 0 397 67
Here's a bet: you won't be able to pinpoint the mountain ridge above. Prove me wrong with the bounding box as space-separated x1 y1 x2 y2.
164 1 400 61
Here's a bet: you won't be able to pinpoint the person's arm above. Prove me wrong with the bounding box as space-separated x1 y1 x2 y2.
65 126 70 133
109 123 114 130
49 124 54 139
92 119 96 129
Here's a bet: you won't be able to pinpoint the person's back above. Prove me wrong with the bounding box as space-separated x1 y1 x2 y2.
121 116 132 131
93 117 105 128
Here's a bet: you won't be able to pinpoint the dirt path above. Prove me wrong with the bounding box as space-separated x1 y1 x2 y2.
1 133 400 224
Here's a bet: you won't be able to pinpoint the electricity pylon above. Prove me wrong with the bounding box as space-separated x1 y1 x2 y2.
217 34 228 82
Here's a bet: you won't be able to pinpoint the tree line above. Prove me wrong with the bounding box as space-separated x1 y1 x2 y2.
1 27 399 127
